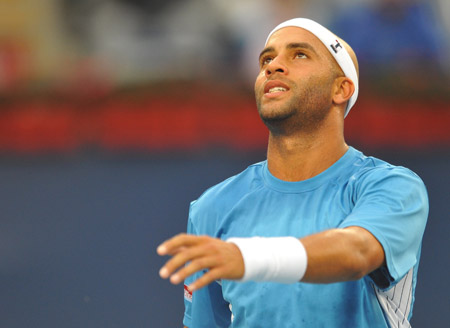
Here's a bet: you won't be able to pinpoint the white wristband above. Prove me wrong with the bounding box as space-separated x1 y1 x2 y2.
227 236 308 284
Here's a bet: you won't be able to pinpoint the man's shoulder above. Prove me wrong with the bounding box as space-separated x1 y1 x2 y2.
191 161 266 211
353 152 421 180
347 149 426 192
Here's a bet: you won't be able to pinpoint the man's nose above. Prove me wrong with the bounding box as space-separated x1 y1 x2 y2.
265 57 288 77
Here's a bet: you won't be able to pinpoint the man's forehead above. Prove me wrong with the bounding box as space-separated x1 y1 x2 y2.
267 27 320 45
265 26 333 58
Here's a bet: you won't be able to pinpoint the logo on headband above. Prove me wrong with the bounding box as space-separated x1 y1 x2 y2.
330 40 343 53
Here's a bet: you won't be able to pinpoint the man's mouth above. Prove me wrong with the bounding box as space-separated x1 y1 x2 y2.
263 81 290 95
267 87 287 93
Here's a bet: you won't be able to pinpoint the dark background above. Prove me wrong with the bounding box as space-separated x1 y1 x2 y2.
0 148 448 327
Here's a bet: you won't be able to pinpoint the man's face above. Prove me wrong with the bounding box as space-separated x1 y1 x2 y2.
254 27 338 133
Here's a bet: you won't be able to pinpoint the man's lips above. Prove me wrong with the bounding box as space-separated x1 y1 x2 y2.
263 80 290 95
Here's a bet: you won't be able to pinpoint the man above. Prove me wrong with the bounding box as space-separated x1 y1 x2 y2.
157 18 428 327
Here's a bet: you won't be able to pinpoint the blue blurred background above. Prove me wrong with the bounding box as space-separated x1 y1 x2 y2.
0 0 449 327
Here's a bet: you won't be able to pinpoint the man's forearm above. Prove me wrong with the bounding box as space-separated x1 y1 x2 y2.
300 226 385 283
158 226 385 290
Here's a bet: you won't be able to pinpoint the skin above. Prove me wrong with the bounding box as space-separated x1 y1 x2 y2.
158 27 384 302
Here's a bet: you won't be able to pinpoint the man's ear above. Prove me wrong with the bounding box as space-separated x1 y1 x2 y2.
332 77 355 106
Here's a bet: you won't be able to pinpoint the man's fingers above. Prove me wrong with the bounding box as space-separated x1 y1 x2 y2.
157 234 245 291
157 233 204 256
188 268 223 292
159 243 209 280
169 256 217 284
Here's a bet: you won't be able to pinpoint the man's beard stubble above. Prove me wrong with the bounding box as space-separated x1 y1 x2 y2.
255 82 332 136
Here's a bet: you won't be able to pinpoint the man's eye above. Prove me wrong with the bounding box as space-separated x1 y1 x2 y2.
295 52 307 59
261 57 273 66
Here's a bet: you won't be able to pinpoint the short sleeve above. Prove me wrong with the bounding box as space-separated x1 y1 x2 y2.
183 210 232 328
339 167 428 287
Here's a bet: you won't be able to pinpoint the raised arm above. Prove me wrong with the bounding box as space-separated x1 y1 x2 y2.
157 225 384 291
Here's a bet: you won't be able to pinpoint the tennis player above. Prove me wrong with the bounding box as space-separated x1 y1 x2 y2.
157 18 428 328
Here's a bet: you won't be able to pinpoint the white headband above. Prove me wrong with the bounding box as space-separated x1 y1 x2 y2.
266 18 359 118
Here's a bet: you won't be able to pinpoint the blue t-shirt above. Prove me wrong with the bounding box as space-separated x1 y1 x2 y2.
183 147 428 328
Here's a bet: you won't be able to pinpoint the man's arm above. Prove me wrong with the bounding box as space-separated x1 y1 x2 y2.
157 226 384 291
301 226 384 282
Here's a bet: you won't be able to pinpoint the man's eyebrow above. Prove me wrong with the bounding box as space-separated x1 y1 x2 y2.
286 42 318 55
259 42 318 61
259 46 275 61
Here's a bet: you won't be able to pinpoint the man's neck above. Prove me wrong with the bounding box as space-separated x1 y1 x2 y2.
266 130 348 182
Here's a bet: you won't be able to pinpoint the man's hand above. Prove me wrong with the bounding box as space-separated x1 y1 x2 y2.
157 234 245 291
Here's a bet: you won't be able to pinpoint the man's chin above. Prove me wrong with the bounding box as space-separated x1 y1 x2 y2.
258 108 295 123
258 110 297 133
